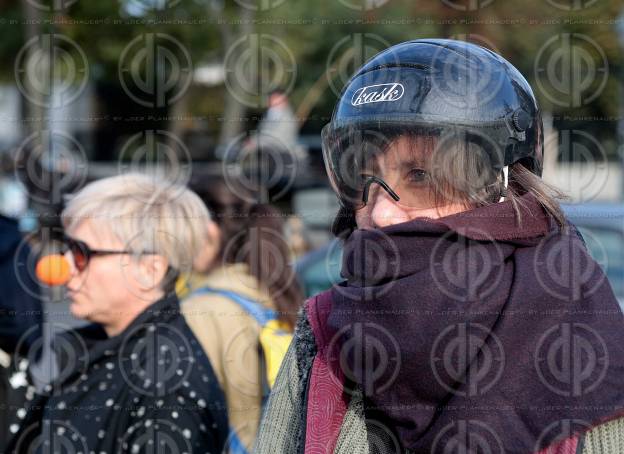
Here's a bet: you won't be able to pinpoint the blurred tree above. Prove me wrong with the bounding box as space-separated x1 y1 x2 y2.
0 0 621 159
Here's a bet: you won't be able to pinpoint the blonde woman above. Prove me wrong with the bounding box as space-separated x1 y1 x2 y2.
6 174 228 453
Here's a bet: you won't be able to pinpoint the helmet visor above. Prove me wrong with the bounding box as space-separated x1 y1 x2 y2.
321 123 505 211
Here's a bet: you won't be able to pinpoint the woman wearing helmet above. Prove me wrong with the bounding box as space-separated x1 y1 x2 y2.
255 40 624 454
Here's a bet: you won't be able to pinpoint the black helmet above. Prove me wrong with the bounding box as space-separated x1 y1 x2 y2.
322 39 543 211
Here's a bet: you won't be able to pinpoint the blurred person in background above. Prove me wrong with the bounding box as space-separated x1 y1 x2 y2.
239 89 306 204
5 173 228 453
182 177 303 454
244 89 299 155
0 213 42 452
0 156 42 451
256 39 624 453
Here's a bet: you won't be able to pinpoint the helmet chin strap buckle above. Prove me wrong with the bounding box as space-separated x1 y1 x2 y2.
498 166 509 203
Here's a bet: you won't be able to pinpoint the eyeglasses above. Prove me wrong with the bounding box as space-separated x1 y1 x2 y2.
63 235 137 272
361 174 400 206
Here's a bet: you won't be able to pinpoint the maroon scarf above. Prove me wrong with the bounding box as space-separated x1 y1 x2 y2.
307 194 624 453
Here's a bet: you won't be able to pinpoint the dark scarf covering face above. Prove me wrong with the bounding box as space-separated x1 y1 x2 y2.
324 194 624 453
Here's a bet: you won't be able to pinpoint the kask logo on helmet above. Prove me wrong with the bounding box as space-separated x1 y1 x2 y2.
351 82 404 106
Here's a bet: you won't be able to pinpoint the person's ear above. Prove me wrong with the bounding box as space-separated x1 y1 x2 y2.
193 221 221 273
136 254 169 291
207 220 221 251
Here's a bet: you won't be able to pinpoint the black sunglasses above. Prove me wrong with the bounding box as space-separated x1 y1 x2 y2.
63 235 139 272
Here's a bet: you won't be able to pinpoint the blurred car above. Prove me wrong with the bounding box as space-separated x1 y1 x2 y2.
295 203 624 311
295 238 343 299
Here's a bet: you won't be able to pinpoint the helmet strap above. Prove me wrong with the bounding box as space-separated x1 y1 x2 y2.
498 166 509 203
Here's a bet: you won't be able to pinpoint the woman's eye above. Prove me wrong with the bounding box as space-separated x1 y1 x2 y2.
406 168 427 182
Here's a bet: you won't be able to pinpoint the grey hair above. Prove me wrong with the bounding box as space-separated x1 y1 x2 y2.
61 173 211 272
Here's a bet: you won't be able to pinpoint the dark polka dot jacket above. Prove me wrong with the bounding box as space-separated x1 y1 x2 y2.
5 293 229 454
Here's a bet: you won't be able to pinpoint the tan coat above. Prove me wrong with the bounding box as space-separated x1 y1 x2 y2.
181 263 274 453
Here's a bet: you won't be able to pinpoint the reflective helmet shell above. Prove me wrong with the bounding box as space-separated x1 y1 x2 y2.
325 38 543 176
